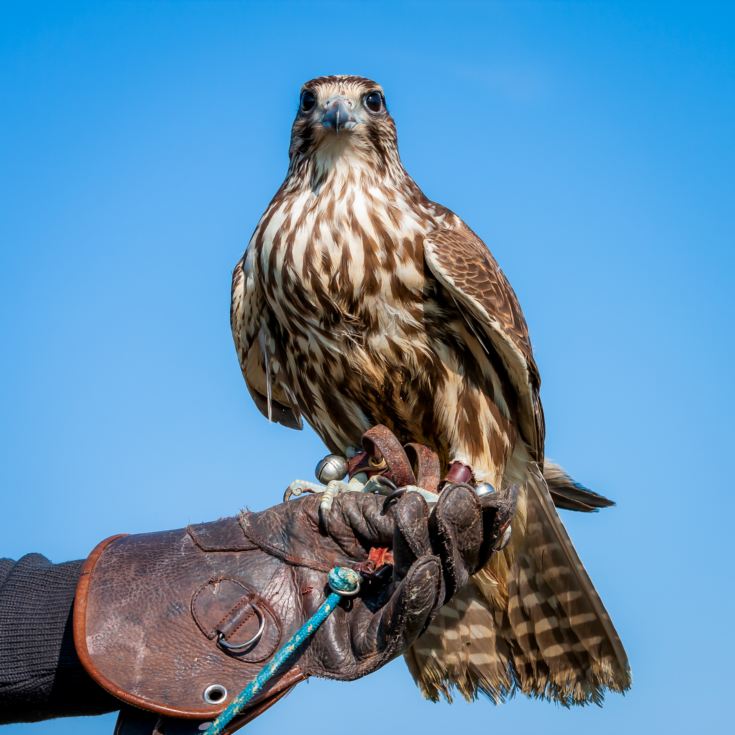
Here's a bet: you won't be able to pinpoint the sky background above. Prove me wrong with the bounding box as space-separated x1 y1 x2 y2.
1 1 733 733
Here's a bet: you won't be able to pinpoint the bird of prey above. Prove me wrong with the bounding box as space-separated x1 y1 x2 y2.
231 75 630 704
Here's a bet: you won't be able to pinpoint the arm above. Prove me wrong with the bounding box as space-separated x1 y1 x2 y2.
1 433 513 733
0 554 117 723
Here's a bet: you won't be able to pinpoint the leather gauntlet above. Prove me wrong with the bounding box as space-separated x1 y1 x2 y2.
74 485 513 734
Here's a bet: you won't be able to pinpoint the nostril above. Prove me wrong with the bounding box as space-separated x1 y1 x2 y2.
325 97 352 109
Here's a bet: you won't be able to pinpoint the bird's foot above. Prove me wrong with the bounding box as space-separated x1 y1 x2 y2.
282 480 326 502
318 477 369 515
315 477 439 522
284 458 439 524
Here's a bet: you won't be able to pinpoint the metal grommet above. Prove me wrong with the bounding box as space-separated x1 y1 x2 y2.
203 684 228 704
216 605 265 652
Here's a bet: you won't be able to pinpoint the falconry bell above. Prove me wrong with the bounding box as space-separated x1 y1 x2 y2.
474 482 496 498
315 454 348 484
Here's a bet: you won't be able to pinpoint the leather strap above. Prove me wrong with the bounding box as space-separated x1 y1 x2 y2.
347 426 444 495
360 425 416 487
443 461 474 487
404 443 441 493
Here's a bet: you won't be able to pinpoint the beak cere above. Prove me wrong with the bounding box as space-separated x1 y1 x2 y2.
321 96 357 132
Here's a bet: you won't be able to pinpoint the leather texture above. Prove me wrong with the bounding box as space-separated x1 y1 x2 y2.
113 691 294 735
75 442 514 732
74 524 305 721
346 424 440 492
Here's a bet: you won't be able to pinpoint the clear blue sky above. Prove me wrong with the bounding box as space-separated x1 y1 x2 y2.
1 1 733 733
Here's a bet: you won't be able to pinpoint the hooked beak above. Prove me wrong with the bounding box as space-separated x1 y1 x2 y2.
321 96 358 132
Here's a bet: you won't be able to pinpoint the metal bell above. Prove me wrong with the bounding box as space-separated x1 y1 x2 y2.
315 454 348 484
474 482 496 498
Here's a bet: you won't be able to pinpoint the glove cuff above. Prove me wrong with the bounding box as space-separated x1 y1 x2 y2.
73 520 306 733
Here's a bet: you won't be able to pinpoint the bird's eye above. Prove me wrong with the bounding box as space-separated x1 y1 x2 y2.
364 91 384 113
300 90 317 113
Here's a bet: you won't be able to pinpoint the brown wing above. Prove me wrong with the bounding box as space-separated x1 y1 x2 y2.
231 255 302 430
424 225 545 462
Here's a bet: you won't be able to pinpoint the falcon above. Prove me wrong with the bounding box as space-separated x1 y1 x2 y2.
231 75 630 704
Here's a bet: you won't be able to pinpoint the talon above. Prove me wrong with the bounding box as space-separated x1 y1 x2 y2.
284 487 301 502
283 480 324 502
494 524 512 551
485 484 519 551
361 476 397 496
360 477 438 505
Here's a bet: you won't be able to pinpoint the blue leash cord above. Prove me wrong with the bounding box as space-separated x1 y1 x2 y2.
204 567 361 735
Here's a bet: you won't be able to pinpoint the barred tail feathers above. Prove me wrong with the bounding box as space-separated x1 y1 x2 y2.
405 468 630 704
404 585 513 703
500 466 630 703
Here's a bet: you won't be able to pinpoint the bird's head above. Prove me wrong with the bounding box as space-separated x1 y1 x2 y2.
288 75 400 177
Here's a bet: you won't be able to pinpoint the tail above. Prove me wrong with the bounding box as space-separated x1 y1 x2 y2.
405 466 630 705
405 584 515 703
544 461 615 512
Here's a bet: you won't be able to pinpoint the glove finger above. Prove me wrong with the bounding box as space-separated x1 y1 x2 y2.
431 483 484 596
327 492 395 549
356 555 443 665
392 491 431 578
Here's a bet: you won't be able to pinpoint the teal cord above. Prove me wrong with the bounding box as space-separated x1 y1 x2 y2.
203 567 360 735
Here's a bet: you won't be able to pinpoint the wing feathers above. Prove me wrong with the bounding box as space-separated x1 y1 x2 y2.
424 226 545 461
544 461 615 512
231 256 302 430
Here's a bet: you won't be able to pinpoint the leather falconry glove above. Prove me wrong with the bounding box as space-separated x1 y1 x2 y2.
74 484 515 735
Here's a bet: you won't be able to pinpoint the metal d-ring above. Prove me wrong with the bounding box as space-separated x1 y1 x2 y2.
378 477 404 509
216 605 265 652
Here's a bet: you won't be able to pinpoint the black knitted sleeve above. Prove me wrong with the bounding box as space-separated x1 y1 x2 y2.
0 553 118 723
